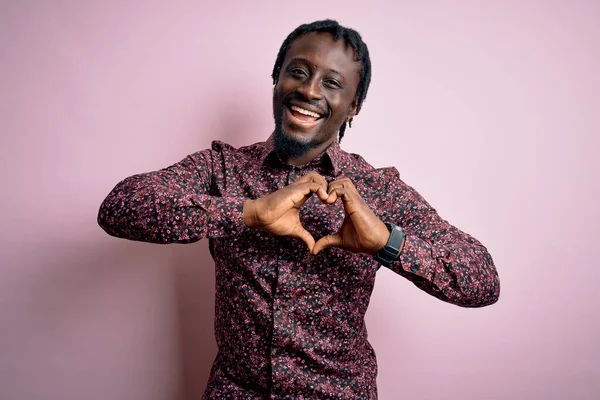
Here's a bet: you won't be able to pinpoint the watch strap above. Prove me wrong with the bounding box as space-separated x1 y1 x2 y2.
374 223 406 266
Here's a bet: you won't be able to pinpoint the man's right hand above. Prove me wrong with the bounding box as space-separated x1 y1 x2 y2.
243 172 329 251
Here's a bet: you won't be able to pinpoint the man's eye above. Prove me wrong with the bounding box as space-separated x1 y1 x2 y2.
325 80 341 88
290 68 307 76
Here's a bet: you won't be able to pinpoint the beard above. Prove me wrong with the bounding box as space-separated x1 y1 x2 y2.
273 112 319 159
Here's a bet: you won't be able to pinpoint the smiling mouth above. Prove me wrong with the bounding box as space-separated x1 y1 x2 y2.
286 104 325 127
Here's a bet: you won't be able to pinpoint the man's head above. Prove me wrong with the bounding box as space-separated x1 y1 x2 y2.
271 20 371 159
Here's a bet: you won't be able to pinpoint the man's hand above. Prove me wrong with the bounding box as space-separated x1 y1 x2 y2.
243 172 329 251
312 177 390 256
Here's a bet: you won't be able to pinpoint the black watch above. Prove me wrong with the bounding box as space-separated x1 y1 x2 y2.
374 223 406 266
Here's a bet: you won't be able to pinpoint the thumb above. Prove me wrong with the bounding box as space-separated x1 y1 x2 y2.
312 233 342 255
290 226 316 252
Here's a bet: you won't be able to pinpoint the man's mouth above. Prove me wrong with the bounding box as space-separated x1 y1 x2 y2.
286 104 324 126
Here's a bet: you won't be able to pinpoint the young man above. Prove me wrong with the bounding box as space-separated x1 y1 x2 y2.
98 20 500 399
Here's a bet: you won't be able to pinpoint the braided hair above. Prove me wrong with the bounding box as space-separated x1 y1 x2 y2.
271 20 372 142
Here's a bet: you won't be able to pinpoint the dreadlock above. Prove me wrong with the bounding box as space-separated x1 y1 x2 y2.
271 19 372 142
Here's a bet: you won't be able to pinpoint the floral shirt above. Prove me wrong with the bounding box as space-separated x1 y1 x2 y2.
98 135 500 399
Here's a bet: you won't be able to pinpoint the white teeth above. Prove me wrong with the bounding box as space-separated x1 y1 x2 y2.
290 105 320 118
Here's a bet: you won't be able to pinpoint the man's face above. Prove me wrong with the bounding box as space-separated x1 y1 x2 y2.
273 32 361 156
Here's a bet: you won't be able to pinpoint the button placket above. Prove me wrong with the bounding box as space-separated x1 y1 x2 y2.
287 167 303 185
271 168 304 396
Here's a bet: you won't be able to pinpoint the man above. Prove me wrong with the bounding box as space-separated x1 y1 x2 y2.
98 20 500 399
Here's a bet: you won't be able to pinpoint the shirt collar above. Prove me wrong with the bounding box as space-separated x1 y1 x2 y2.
260 134 347 177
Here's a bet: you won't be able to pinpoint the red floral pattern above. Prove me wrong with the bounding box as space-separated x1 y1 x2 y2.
98 135 500 398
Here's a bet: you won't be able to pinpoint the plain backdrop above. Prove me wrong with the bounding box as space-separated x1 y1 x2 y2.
1 1 599 399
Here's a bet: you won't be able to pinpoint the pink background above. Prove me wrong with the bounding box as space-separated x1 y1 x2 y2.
1 1 599 399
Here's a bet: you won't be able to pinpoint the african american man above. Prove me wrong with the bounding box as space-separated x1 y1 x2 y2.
98 19 500 399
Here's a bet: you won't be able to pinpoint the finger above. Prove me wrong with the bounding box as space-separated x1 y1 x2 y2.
295 172 328 200
295 171 327 185
291 227 315 252
327 177 353 188
291 181 325 198
316 186 328 202
328 178 356 192
326 178 351 202
295 181 326 194
292 182 328 206
325 186 351 204
325 188 339 204
312 233 343 255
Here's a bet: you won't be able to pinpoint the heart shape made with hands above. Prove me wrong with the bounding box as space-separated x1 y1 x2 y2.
243 171 390 256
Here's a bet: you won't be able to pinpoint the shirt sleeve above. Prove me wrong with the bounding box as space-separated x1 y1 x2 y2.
97 149 248 244
380 167 500 307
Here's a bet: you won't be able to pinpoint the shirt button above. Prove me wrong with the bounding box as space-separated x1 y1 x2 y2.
288 170 297 184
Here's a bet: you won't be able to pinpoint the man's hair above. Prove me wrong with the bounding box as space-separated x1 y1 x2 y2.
271 19 372 142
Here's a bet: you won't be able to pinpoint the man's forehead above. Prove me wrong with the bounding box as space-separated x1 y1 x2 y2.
284 32 359 71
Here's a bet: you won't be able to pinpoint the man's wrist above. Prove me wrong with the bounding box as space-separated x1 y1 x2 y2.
373 223 406 266
242 199 256 228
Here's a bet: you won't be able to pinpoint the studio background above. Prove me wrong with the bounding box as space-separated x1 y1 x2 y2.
1 1 598 399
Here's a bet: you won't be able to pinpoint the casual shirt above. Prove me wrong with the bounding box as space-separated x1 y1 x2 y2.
98 135 500 399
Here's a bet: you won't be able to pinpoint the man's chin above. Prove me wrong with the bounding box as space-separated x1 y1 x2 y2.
273 126 317 159
285 129 316 144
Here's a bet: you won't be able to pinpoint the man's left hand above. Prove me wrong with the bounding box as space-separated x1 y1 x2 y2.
312 177 390 255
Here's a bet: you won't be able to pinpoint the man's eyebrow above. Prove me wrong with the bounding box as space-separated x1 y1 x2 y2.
287 57 345 77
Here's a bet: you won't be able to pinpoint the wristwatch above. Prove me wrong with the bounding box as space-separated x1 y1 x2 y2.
374 223 406 266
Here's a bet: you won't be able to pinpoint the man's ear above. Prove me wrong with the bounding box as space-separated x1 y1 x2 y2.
346 99 358 126
347 98 358 122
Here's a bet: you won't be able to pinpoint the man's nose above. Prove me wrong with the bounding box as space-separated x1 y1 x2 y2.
297 76 323 100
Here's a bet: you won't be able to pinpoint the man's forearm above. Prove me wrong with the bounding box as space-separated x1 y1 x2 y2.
98 151 250 243
98 172 250 243
391 229 500 307
381 168 500 307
